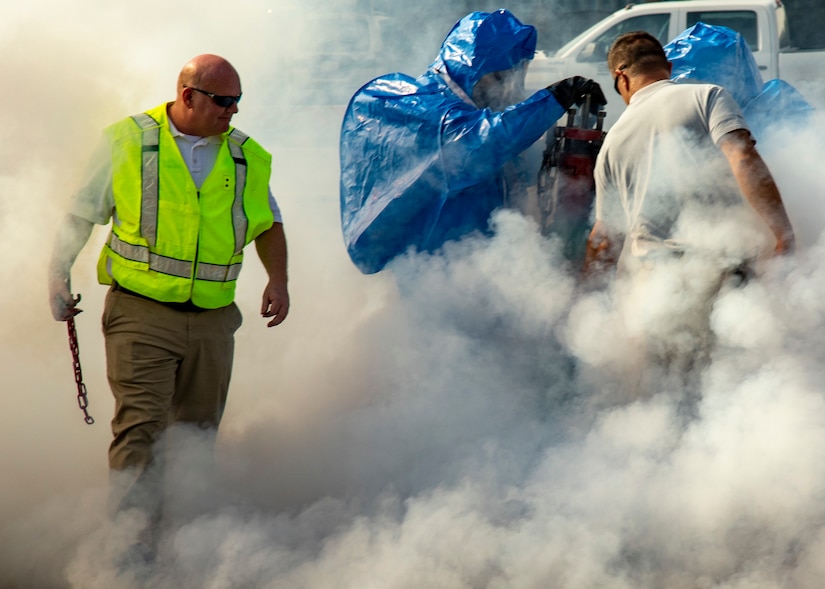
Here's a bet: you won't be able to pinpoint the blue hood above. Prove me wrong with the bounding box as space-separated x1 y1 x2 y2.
665 22 813 140
429 9 538 98
666 22 763 107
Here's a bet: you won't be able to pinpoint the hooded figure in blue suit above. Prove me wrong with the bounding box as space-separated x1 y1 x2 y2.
665 23 813 142
340 10 606 274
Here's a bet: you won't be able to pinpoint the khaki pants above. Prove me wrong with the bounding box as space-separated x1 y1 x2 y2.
102 287 242 521
615 252 738 404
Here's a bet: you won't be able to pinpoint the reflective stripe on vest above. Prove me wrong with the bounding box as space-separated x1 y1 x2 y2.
197 261 242 282
108 233 243 281
109 233 191 278
121 118 251 282
130 113 161 247
227 128 249 256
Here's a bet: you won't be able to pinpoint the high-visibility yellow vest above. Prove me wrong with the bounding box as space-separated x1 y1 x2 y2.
96 103 274 309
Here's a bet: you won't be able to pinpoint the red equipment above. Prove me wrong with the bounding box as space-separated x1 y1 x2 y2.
537 95 606 265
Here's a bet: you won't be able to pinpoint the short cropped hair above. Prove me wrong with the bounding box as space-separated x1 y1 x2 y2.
607 31 669 76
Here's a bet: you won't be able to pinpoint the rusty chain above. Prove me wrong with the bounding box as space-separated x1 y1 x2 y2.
67 315 95 425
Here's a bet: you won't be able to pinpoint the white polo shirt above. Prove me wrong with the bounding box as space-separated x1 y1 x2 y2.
595 80 748 258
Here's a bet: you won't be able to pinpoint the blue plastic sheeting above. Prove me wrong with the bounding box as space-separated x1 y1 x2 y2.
665 23 813 139
666 22 764 107
743 78 814 137
339 9 566 274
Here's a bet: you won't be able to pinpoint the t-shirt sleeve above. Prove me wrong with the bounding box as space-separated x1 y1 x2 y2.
69 135 114 225
707 86 750 145
268 188 283 224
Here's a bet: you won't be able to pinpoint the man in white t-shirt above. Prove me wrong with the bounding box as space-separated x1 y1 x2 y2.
585 31 794 273
582 32 794 396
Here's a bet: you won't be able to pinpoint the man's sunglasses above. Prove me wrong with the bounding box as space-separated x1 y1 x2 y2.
613 65 628 95
185 86 242 108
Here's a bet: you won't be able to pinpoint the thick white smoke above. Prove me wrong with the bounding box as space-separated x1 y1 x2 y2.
2 1 825 588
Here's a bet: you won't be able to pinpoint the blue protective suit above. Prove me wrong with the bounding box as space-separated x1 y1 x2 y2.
665 23 813 141
339 10 567 274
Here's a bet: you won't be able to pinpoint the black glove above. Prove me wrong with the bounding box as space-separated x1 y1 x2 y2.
546 76 607 115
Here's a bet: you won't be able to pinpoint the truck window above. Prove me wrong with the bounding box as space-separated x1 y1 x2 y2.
577 13 670 63
686 11 759 50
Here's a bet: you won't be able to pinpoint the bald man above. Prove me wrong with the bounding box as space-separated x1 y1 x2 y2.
48 54 288 553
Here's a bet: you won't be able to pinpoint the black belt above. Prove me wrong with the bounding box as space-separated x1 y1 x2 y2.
111 282 209 313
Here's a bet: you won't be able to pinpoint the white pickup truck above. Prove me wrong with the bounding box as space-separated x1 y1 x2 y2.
525 0 825 128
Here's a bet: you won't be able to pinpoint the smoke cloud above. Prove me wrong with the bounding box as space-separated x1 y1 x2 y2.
2 1 825 588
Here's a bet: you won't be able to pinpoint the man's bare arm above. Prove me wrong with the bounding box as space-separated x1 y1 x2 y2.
719 129 795 255
49 214 94 321
582 220 623 286
254 222 289 327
